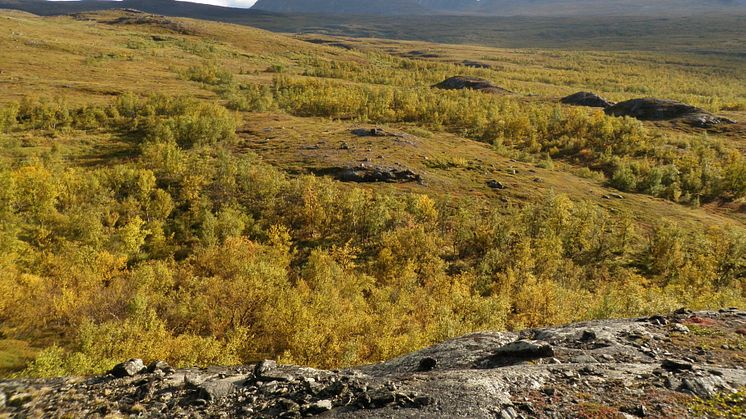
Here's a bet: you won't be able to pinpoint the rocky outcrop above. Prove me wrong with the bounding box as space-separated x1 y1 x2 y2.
404 50 441 58
109 359 147 378
462 60 492 69
350 128 417 143
304 38 355 50
351 127 389 137
560 91 615 108
2 309 744 418
487 179 507 189
605 98 736 128
315 165 423 183
93 10 197 35
433 76 513 94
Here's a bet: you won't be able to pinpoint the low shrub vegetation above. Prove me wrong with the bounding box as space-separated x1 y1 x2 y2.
0 96 743 377
211 74 746 204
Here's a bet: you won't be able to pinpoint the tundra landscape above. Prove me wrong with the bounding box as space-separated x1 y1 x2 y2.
0 1 744 417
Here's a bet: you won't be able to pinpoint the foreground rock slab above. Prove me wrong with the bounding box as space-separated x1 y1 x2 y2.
1 310 744 418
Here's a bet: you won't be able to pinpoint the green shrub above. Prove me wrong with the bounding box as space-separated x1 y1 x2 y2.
182 63 233 86
225 84 275 112
609 161 638 192
0 103 19 133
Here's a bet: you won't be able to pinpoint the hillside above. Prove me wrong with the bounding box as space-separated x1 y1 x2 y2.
0 8 743 407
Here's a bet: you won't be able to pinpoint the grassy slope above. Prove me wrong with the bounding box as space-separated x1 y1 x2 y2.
0 9 743 229
0 9 322 104
236 113 741 228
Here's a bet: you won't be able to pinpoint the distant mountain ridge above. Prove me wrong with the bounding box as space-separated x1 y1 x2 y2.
252 0 746 16
250 0 430 15
2 0 746 17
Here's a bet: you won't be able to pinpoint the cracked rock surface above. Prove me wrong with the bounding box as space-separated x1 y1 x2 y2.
1 309 744 418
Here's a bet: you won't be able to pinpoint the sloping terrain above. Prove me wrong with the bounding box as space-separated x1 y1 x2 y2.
0 10 743 406
2 309 744 417
0 9 328 103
